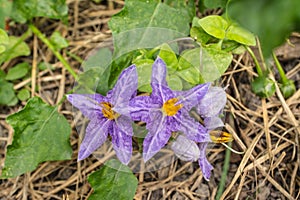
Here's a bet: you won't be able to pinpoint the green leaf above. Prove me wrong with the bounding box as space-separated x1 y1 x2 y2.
225 23 256 46
82 48 112 72
167 74 182 90
0 36 31 63
108 0 195 57
158 43 178 70
203 0 228 9
0 0 12 29
0 79 17 105
134 59 154 93
198 15 228 39
228 0 300 57
251 76 275 98
279 79 296 99
1 97 72 178
17 88 30 101
0 28 9 54
5 62 30 81
190 26 212 44
50 31 69 50
38 62 54 70
88 159 138 200
178 47 232 83
10 0 68 24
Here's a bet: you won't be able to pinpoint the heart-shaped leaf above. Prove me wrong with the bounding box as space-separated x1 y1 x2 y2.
1 97 72 179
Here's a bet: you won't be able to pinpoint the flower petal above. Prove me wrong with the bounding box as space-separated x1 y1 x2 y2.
109 65 138 116
151 83 175 104
175 112 211 143
78 117 111 161
129 95 158 122
143 110 171 162
176 82 210 110
67 94 104 119
110 121 133 165
204 116 224 130
198 142 213 181
152 57 168 86
171 135 200 162
197 86 227 118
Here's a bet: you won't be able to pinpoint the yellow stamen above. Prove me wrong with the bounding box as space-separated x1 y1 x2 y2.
209 130 233 143
162 98 183 116
100 102 119 120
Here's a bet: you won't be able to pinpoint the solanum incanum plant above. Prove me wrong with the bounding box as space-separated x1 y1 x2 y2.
1 0 298 199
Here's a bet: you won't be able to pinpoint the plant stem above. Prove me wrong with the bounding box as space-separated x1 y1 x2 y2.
28 24 78 80
215 142 232 200
245 46 263 77
272 51 288 83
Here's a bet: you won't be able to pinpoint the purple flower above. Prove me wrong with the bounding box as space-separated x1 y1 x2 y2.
171 135 213 181
67 65 138 165
130 57 211 162
172 86 228 180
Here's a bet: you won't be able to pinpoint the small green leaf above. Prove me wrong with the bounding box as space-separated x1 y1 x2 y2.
178 47 232 83
167 74 182 90
0 36 31 62
198 15 228 39
17 88 30 101
226 23 256 46
10 0 68 24
0 79 16 105
134 59 154 93
50 31 69 50
279 79 296 99
38 62 54 70
0 69 5 78
190 26 212 44
1 97 72 178
5 62 30 81
158 43 178 70
88 159 138 200
0 0 12 29
0 28 9 53
251 76 276 98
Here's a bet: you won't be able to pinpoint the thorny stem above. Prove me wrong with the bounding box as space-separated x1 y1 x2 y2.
272 51 289 84
28 23 78 80
245 46 264 77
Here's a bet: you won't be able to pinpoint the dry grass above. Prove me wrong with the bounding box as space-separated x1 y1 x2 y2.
0 0 299 199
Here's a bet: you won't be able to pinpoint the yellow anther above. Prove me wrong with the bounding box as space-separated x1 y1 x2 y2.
209 130 233 143
162 98 183 116
100 102 119 120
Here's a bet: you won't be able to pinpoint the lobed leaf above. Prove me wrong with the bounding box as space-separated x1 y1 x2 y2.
1 97 72 179
88 159 138 200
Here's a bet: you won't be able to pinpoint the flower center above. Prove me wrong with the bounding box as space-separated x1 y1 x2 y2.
100 102 119 120
209 130 233 143
162 98 183 116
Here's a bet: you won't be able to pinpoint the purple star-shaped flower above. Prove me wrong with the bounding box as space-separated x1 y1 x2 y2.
67 65 138 165
171 86 228 180
130 57 211 162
